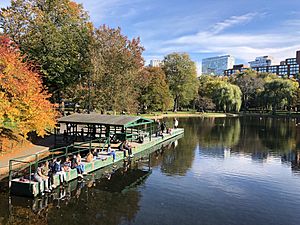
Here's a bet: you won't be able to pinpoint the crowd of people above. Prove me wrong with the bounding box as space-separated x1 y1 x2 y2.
34 153 87 194
33 141 128 194
33 119 179 194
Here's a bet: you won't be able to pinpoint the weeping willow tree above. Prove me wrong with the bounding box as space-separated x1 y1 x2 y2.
205 80 242 112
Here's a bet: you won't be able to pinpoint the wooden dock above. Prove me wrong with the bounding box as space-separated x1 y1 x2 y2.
10 128 184 197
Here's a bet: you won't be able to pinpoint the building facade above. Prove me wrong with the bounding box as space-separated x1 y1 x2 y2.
249 56 273 68
149 59 162 67
224 50 300 78
202 55 235 76
224 64 248 76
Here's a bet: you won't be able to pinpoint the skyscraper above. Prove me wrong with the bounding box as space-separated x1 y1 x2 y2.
202 55 235 76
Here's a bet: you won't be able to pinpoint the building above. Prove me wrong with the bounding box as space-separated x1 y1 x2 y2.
149 59 162 67
249 56 273 68
202 55 235 76
224 64 249 76
224 50 300 78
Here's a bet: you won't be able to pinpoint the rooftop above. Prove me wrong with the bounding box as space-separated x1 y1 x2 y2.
57 113 153 127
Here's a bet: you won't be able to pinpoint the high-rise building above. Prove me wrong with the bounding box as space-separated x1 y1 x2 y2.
224 50 300 78
249 56 273 68
202 55 235 76
149 59 162 67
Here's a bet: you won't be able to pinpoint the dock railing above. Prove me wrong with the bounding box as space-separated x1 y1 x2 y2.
8 136 104 189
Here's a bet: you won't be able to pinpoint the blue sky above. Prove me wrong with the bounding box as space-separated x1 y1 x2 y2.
2 0 300 73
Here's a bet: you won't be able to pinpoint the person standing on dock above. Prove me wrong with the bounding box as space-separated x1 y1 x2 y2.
156 119 161 137
174 118 179 129
161 121 166 133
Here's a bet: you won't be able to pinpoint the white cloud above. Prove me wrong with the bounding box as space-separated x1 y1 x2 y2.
211 12 259 34
157 12 300 64
76 0 142 22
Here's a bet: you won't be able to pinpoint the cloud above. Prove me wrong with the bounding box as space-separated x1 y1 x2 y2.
211 12 259 34
76 0 143 23
157 12 300 64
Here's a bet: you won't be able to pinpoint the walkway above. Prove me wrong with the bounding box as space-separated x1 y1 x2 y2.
0 135 55 180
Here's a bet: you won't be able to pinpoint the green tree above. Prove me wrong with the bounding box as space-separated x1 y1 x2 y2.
88 25 144 114
138 67 173 112
0 0 92 100
162 53 199 111
262 78 299 114
206 80 242 112
232 70 265 111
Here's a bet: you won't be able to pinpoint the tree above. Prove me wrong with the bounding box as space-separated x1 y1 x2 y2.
232 70 265 111
0 36 57 141
87 25 144 114
0 0 92 100
205 80 242 112
138 67 173 112
162 53 199 111
261 78 299 114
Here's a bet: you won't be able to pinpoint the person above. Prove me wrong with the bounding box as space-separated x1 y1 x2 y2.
86 151 94 163
174 118 179 129
34 162 50 193
124 140 133 157
161 121 167 133
107 144 116 162
118 141 126 157
160 121 165 133
52 158 67 185
41 161 52 191
63 157 71 173
156 119 161 137
93 148 99 158
76 153 85 174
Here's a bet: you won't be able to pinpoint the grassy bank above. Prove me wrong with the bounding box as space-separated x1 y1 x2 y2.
138 111 233 120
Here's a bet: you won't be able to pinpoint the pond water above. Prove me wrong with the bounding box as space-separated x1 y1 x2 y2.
1 116 300 225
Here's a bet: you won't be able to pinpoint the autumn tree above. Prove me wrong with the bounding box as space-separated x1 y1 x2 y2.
162 53 199 111
0 36 57 143
0 0 92 100
138 67 173 112
86 25 144 114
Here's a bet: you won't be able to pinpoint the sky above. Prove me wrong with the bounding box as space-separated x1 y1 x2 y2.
1 0 300 73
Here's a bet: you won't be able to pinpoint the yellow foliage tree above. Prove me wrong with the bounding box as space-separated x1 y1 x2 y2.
0 36 57 142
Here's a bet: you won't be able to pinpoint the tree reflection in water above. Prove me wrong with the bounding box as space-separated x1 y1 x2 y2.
2 159 152 225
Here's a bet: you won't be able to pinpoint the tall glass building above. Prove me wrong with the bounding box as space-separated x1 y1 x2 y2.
202 55 235 76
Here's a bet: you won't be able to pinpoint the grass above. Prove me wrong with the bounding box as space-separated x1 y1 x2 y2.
135 111 229 119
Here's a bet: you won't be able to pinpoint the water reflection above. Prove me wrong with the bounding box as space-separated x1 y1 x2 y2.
3 160 150 225
180 116 300 174
1 117 300 225
0 135 183 225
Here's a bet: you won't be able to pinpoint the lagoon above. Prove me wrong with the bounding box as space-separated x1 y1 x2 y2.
1 116 300 225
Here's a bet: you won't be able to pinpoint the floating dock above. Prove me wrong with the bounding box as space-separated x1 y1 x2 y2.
10 127 184 197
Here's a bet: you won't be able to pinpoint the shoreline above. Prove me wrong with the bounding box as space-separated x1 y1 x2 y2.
144 112 237 120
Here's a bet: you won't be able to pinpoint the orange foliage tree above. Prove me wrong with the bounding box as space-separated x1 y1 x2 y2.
0 36 57 142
